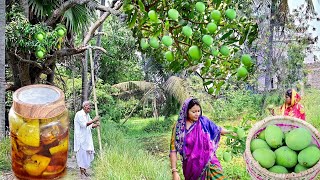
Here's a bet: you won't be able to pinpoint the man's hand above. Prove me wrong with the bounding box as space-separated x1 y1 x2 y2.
93 116 100 122
92 121 100 128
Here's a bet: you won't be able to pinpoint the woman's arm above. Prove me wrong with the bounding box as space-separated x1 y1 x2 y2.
169 152 180 180
221 127 236 136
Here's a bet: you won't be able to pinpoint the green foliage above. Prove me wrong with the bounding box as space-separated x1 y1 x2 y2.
99 16 144 85
92 121 170 179
94 81 139 123
124 0 258 94
143 117 174 133
208 89 263 121
0 138 11 171
6 6 66 58
281 43 307 89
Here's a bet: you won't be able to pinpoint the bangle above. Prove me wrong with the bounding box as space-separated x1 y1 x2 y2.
171 168 178 173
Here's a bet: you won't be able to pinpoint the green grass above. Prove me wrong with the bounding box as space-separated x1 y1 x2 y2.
301 88 320 128
92 121 170 180
0 137 11 171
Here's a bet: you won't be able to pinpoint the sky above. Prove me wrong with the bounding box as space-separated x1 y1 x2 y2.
289 0 320 62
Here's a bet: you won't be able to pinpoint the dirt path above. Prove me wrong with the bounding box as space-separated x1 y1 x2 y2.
0 156 94 180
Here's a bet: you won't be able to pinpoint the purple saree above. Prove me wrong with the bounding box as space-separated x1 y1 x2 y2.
170 98 224 180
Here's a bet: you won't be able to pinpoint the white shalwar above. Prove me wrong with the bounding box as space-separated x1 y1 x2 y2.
74 109 95 169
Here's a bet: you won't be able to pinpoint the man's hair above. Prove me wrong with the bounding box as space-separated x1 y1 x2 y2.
82 101 91 107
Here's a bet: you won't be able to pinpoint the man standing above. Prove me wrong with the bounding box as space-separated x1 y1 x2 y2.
74 101 100 176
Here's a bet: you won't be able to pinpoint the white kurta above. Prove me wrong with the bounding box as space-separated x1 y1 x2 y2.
74 109 95 169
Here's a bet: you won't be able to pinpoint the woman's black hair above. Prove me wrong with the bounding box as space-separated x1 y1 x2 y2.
286 89 292 98
187 98 202 115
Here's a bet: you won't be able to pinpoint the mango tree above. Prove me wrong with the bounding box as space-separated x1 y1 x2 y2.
124 0 258 95
5 0 122 91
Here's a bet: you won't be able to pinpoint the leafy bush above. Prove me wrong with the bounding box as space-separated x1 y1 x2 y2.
207 90 263 122
143 117 175 133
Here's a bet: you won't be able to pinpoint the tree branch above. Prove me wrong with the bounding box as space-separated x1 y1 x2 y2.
96 5 121 15
12 53 43 69
45 0 92 26
83 0 123 45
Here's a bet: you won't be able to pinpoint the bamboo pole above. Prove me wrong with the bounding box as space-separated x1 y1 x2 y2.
89 47 103 154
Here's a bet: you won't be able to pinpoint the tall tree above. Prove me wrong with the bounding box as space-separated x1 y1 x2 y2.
5 0 123 91
0 0 6 138
252 0 319 91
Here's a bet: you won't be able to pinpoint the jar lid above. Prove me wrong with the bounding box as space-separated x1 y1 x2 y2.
12 84 66 119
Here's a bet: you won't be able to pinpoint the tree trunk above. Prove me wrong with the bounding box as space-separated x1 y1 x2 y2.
0 0 6 138
81 50 89 102
46 64 55 84
20 0 29 18
265 0 276 92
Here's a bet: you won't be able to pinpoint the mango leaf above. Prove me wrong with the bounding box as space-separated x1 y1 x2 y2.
213 0 222 9
220 30 233 41
204 81 213 86
128 10 138 28
123 4 135 12
138 0 146 13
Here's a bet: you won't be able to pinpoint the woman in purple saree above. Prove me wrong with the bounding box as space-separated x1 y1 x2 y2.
169 98 232 180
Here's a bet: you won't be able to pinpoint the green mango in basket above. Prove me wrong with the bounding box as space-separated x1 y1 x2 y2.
294 163 308 173
268 165 288 174
258 129 265 140
274 146 298 168
298 145 320 168
252 148 276 169
265 125 283 148
285 128 312 151
250 139 270 152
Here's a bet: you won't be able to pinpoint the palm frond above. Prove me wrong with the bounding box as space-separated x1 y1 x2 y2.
28 0 59 19
63 4 96 33
163 76 191 104
112 81 155 92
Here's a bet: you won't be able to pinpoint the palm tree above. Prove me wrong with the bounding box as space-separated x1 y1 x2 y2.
112 76 191 124
0 0 6 138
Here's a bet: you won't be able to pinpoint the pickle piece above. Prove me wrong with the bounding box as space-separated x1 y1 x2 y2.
20 145 42 156
23 154 51 176
41 122 60 145
49 137 68 155
43 165 65 176
9 109 24 134
17 120 40 147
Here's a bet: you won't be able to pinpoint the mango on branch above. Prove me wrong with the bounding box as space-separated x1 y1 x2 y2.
17 120 40 147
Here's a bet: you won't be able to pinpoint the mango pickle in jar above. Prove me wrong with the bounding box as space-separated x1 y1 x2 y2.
9 84 69 179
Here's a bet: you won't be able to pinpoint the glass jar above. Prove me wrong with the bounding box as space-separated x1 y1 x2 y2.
9 84 69 179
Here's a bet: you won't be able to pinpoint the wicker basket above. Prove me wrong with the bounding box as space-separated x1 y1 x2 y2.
244 116 320 180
